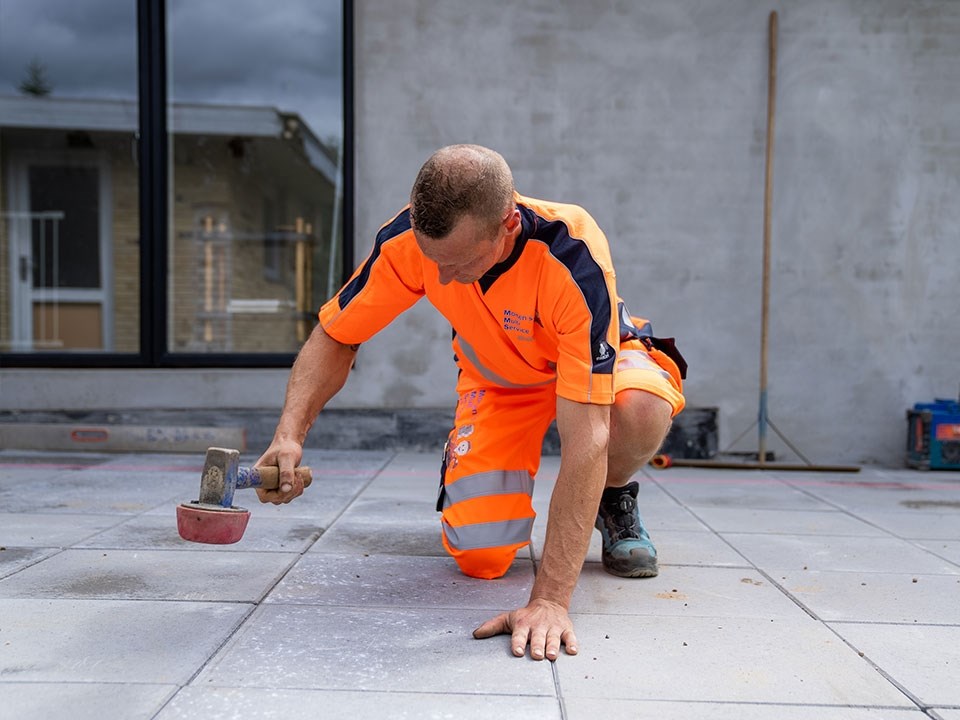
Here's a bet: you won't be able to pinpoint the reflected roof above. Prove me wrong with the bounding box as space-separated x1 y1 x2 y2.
0 94 337 183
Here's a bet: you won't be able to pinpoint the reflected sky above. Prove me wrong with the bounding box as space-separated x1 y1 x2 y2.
0 0 342 141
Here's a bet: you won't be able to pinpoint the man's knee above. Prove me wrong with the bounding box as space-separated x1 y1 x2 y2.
440 519 529 579
611 389 673 459
447 544 524 580
437 473 536 580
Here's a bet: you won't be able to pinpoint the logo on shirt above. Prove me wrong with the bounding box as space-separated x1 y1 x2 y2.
594 340 613 363
502 308 535 342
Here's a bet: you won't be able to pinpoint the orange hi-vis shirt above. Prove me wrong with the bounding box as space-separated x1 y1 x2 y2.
318 194 623 405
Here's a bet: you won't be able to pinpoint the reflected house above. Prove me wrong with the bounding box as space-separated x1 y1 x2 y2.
0 94 339 353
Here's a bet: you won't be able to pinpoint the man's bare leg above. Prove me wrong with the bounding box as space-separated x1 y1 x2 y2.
595 389 673 577
607 389 673 488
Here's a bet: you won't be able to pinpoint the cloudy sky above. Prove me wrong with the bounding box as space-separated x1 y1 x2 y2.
0 0 343 140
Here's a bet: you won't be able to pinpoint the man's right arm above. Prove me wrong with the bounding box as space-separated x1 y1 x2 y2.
256 323 358 504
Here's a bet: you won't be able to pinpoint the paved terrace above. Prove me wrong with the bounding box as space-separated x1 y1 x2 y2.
1 449 958 719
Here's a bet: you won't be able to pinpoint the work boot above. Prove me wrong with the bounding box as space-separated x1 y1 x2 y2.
594 480 658 578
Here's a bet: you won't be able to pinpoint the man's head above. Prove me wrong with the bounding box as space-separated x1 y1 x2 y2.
410 144 521 285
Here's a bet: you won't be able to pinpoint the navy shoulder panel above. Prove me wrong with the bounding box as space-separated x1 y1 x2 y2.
531 209 615 375
338 210 412 309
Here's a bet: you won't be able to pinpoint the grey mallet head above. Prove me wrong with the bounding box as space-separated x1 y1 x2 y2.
198 447 242 508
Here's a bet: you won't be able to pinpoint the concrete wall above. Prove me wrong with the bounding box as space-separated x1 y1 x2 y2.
3 0 957 466
344 0 959 465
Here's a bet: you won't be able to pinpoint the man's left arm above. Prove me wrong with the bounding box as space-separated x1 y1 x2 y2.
473 396 610 660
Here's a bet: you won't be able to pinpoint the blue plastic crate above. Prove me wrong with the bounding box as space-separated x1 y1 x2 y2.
906 399 960 470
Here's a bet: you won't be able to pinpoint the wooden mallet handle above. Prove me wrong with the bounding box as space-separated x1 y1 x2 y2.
249 465 313 490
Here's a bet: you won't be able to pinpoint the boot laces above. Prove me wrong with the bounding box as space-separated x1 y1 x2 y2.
606 491 641 542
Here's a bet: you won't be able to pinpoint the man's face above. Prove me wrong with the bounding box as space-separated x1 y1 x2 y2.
415 213 512 285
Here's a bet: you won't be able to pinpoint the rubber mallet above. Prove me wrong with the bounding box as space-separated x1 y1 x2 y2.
176 446 312 544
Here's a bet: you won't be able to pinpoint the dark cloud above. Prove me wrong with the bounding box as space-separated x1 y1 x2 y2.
0 0 138 98
0 0 342 138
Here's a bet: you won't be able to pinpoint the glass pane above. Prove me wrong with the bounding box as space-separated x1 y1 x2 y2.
0 0 140 353
167 0 344 353
30 166 101 289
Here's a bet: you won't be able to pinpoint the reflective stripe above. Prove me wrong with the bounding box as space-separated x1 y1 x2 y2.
442 470 534 510
618 349 672 381
457 335 555 389
442 517 535 551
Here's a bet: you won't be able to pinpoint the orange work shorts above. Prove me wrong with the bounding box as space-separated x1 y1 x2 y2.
437 343 685 580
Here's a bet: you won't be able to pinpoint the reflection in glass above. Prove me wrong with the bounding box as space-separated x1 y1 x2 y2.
0 0 139 352
168 0 344 353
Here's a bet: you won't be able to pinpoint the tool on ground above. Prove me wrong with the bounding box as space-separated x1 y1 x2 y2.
176 447 312 544
665 12 858 473
649 453 859 473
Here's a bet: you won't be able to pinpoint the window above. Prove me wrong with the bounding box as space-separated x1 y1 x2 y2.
0 0 139 354
0 0 351 366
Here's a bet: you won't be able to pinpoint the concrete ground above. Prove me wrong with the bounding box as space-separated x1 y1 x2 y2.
1 448 958 720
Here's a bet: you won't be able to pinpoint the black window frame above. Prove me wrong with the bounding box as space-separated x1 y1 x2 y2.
1 0 354 369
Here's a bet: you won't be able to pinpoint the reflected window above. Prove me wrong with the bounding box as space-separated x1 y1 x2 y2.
0 0 139 353
168 0 344 353
0 0 347 362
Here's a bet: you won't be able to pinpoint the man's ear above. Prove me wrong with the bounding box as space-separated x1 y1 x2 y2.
504 208 521 232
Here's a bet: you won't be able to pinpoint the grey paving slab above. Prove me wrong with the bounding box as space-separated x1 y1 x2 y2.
333 492 440 523
692 507 887 536
158 687 562 720
0 513 125 546
651 471 836 510
789 474 960 514
298 448 395 473
563 699 927 720
575 528 750 568
849 510 960 540
357 451 444 498
0 450 110 462
772 468 948 485
265 552 533 609
0 598 249 683
0 682 178 720
830 622 960 706
639 502 713 532
918 540 960 566
196 605 557 695
311 516 447 556
0 547 58 579
0 548 298 602
559 614 911 706
0 464 195 514
0 453 109 479
75 513 322 553
95 453 206 471
722 533 960 574
3 451 954 720
780 570 960 624
310 496 447 557
570 563 806 620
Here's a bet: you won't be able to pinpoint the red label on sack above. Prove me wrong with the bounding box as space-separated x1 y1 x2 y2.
71 428 110 443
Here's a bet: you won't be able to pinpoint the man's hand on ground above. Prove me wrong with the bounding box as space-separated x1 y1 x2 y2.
255 438 305 505
473 598 579 661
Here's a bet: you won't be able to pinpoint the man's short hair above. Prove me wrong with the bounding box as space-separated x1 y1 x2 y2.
409 144 515 240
